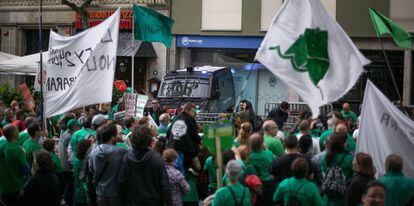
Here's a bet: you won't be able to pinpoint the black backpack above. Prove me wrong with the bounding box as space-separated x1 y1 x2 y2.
321 154 348 198
286 181 307 206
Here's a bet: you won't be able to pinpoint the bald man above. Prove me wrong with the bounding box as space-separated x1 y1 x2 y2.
341 102 357 123
262 120 285 156
335 123 356 152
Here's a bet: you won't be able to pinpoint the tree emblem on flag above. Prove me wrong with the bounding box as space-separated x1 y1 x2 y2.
269 28 330 86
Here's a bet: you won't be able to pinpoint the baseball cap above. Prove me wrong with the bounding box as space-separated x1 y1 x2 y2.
92 114 108 126
114 111 126 121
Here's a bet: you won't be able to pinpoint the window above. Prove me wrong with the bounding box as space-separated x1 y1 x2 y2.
260 0 283 31
201 0 242 31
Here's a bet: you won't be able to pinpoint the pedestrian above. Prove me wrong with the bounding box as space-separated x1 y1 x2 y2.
118 125 172 205
262 120 284 157
234 122 253 148
73 139 92 206
298 134 313 159
293 120 320 155
58 118 81 206
163 148 190 206
167 102 201 174
270 135 313 184
158 113 171 136
68 117 93 163
42 138 63 174
341 102 358 129
379 154 414 206
16 116 35 146
212 160 251 206
144 99 163 126
247 133 275 206
361 181 386 206
23 121 42 168
273 158 323 205
321 132 354 206
267 101 289 130
1 108 15 128
88 124 128 206
18 150 62 206
0 124 29 206
345 152 376 206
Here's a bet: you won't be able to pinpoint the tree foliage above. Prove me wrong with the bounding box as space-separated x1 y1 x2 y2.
61 0 93 30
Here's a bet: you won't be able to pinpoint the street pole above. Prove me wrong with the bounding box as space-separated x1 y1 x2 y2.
39 0 46 130
131 7 135 92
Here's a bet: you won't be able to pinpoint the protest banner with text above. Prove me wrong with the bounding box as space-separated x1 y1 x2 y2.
45 9 120 117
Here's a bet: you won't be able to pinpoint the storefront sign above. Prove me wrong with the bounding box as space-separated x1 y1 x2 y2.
176 35 264 49
74 10 133 30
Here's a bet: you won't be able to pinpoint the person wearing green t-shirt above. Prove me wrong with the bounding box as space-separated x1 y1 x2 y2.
0 124 30 205
204 156 218 195
68 117 93 162
42 138 63 174
73 139 92 206
274 157 323 206
17 116 35 147
262 120 285 157
212 160 251 206
247 133 275 206
321 132 354 206
379 154 414 206
341 102 358 124
23 121 42 168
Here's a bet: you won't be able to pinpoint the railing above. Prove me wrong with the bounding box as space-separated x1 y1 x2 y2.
264 102 333 116
0 0 167 7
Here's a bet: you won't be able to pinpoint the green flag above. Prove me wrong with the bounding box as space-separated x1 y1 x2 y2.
133 5 174 48
369 8 412 49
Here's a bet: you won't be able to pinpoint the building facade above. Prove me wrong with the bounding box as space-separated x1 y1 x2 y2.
0 0 170 94
169 0 414 114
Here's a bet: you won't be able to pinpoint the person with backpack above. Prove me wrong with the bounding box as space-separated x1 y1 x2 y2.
321 132 353 206
88 124 128 206
273 158 322 206
73 139 92 206
212 160 251 206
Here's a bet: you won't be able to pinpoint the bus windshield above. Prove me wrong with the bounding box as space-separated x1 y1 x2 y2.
158 77 210 98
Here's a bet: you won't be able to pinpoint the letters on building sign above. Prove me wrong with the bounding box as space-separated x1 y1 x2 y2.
74 11 133 30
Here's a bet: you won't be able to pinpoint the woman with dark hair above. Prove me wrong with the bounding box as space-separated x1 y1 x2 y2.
345 153 376 206
19 150 62 206
273 158 322 205
298 134 313 158
321 132 354 206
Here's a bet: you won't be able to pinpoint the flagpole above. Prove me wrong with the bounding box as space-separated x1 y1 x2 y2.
377 36 402 101
131 6 135 92
39 0 46 130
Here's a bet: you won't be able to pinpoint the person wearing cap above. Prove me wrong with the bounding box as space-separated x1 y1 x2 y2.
91 114 108 139
58 119 81 206
68 117 93 161
144 99 163 126
113 111 126 124
212 160 251 206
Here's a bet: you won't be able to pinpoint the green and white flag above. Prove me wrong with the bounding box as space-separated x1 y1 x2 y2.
256 0 370 117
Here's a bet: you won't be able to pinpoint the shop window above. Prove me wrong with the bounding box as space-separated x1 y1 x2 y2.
25 29 49 55
201 0 242 31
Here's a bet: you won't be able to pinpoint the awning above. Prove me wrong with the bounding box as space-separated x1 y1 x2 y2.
117 32 157 58
0 52 18 61
0 52 48 75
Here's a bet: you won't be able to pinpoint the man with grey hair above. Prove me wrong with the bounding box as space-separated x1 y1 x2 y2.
319 111 338 151
262 120 285 157
211 160 251 206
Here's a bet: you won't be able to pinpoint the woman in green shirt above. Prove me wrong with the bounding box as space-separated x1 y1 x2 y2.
321 132 354 206
274 157 323 206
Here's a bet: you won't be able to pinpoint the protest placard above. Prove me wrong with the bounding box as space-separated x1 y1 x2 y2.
124 93 137 117
135 94 149 118
18 83 35 111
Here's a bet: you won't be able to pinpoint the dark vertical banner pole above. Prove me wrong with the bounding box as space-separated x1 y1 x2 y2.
377 36 402 101
39 0 45 130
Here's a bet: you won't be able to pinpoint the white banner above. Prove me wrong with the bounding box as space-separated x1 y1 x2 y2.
357 80 414 177
45 9 120 117
135 94 149 118
255 0 370 118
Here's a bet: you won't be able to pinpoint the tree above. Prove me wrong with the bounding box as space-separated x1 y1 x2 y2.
61 0 93 30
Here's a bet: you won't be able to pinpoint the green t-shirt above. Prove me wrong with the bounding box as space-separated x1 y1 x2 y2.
22 138 41 167
273 177 323 206
341 110 358 123
73 157 87 203
17 131 30 147
247 149 275 181
319 129 356 152
204 156 217 189
212 182 251 206
0 141 28 193
116 142 129 149
264 135 285 157
69 128 91 156
0 136 6 142
49 152 63 174
379 171 414 206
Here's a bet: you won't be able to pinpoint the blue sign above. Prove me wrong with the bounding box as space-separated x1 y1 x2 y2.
176 35 264 49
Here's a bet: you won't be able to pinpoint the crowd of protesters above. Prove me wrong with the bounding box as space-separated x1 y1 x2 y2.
0 98 414 206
